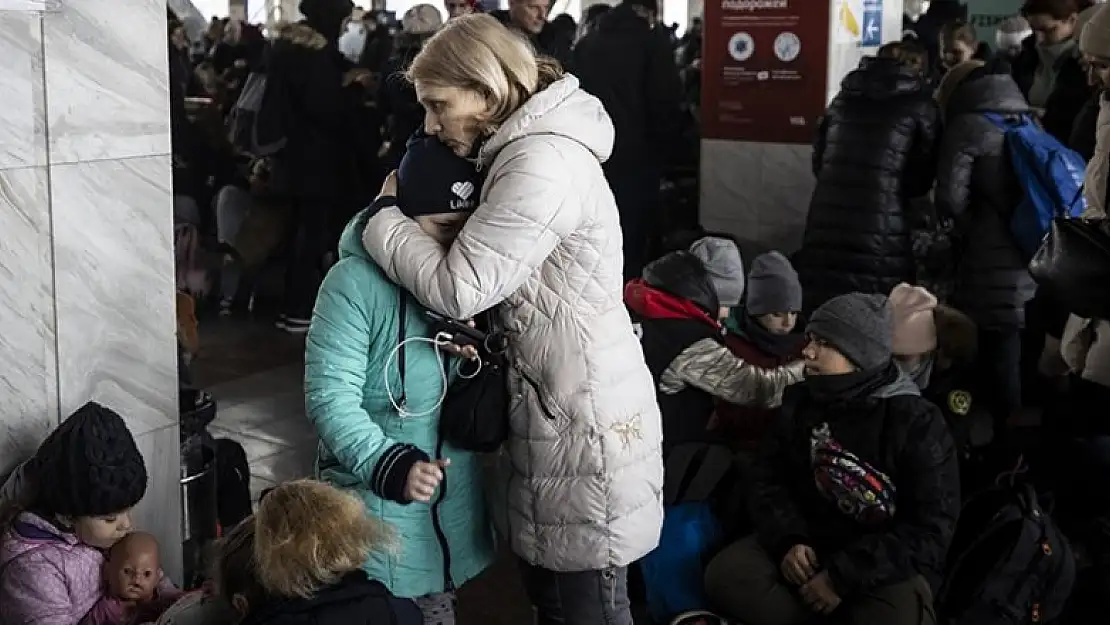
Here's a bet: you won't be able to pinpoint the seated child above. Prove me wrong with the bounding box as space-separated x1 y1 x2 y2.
625 237 805 453
0 402 153 625
716 251 807 448
888 282 987 492
211 480 422 625
85 532 182 625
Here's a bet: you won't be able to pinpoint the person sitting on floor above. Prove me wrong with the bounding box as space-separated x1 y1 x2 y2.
624 238 805 453
704 293 960 625
888 283 988 493
715 251 807 448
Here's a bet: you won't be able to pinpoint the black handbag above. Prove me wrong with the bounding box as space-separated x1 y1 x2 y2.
1028 217 1110 320
435 312 511 453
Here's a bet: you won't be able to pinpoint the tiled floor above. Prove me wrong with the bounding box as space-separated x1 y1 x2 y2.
193 316 533 625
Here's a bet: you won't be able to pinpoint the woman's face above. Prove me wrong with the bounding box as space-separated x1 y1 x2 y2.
70 509 134 549
415 82 489 157
940 38 974 69
1087 55 1110 88
416 212 471 246
1027 13 1076 45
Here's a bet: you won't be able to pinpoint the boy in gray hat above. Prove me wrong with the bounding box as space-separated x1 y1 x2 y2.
705 292 959 625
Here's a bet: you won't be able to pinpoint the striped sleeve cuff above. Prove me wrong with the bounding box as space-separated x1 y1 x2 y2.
371 443 429 504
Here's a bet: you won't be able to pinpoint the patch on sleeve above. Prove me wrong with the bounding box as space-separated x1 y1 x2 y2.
947 390 972 416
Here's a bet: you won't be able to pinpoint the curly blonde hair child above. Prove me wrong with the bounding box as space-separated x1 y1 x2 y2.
253 480 394 599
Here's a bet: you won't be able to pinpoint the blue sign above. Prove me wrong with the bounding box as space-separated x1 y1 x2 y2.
862 0 883 47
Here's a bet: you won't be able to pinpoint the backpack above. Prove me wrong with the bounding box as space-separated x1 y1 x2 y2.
984 113 1087 260
639 443 734 623
939 482 1076 625
227 71 287 157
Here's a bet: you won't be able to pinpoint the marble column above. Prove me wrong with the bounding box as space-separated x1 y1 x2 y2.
0 0 182 582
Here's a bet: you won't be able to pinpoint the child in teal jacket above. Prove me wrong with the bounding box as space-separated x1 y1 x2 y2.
304 136 495 620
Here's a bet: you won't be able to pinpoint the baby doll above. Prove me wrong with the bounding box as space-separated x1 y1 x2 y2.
92 532 182 625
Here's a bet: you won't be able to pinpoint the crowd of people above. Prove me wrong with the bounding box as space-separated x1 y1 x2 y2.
1 0 1109 624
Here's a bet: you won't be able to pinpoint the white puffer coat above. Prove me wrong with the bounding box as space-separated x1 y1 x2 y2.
362 75 664 571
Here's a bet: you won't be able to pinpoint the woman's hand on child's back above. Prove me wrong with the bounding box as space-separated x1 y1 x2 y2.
404 458 450 503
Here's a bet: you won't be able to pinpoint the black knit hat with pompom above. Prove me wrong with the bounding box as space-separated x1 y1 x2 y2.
35 402 148 518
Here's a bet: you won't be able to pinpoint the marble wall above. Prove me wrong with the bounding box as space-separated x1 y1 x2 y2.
0 0 182 582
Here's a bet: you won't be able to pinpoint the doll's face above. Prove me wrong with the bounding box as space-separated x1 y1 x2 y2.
106 532 162 602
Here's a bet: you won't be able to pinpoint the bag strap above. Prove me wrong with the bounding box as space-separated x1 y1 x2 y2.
397 290 407 409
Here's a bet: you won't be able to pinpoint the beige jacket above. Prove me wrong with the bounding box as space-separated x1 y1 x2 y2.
362 76 663 571
1062 95 1110 388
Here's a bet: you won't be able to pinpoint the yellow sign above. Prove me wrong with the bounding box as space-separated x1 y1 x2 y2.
840 1 861 38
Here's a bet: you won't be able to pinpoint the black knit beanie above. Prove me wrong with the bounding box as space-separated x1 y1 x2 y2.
35 402 148 518
398 133 483 217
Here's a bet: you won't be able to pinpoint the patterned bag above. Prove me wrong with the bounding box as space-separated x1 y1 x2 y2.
810 423 897 527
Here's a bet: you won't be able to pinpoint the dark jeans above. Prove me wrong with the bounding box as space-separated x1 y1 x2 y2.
975 329 1023 437
283 200 332 320
704 536 936 625
518 558 633 625
607 169 661 283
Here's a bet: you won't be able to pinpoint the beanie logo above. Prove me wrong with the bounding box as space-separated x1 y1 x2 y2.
451 181 475 201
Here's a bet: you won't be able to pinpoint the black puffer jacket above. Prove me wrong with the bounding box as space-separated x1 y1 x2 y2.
935 72 1037 330
749 369 960 594
797 57 940 312
1070 89 1103 161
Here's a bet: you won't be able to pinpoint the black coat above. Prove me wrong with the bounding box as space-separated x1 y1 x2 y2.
573 4 685 177
266 23 367 207
241 572 423 625
797 57 940 312
1011 35 1090 145
749 372 960 594
377 34 426 170
1070 89 1102 161
935 73 1037 330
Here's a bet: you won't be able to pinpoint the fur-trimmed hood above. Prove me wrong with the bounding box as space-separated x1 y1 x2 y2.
273 21 328 50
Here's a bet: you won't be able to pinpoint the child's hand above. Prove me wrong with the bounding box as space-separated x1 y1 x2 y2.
404 458 450 502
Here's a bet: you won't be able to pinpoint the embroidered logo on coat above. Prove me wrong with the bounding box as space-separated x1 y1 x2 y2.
948 390 972 416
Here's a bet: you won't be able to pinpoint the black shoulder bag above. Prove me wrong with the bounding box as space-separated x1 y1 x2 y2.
1028 212 1110 320
437 313 511 453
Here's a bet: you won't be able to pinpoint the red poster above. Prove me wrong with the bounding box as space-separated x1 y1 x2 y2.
701 0 831 144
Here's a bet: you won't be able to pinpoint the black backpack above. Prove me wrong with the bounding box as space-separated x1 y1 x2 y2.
939 482 1076 625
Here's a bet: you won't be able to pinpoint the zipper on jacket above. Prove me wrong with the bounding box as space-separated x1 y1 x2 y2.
519 368 558 421
432 360 455 593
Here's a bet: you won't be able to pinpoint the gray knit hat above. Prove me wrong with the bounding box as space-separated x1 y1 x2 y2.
746 251 802 316
689 236 745 307
808 293 893 370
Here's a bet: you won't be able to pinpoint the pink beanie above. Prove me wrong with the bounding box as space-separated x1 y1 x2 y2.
889 283 938 356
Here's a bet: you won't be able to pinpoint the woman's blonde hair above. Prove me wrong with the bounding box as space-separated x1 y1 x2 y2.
406 13 565 127
253 480 393 599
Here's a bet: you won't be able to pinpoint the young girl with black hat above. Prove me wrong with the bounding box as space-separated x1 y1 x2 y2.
0 401 152 625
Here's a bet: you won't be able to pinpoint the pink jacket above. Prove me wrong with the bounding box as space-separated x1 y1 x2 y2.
0 512 105 625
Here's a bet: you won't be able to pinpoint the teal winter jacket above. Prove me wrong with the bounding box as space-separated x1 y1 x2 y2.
304 208 495 599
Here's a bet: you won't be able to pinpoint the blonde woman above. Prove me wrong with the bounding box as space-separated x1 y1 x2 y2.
360 14 663 625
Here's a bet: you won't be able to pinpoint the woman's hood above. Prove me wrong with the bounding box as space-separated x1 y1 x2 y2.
338 207 375 261
477 74 615 169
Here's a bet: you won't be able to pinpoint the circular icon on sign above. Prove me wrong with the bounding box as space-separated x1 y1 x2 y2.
774 31 801 62
728 32 755 62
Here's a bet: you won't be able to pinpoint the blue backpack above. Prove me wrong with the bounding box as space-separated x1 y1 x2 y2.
984 113 1087 260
